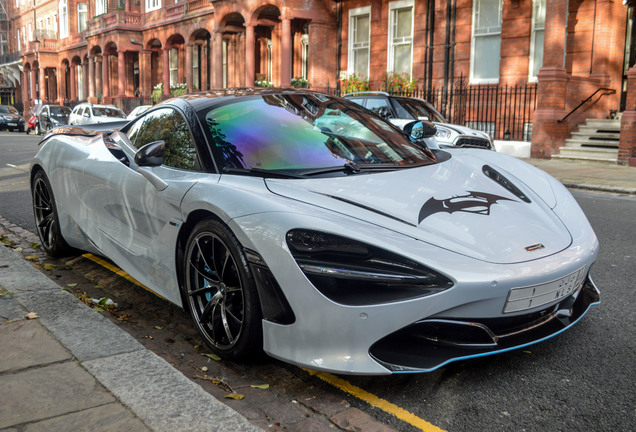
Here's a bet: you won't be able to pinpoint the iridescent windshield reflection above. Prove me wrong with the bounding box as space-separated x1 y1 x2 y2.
204 93 434 171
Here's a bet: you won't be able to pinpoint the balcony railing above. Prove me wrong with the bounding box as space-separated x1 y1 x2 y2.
88 10 142 32
0 53 20 65
166 2 186 17
188 0 211 12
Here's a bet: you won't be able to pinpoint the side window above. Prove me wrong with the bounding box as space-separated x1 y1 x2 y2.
130 108 200 171
83 107 90 117
365 98 391 117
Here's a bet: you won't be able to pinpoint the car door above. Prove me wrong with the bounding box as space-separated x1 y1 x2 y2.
40 106 49 130
87 107 211 303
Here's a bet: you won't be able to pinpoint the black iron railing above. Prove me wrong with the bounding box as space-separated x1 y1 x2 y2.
558 88 615 123
316 77 538 141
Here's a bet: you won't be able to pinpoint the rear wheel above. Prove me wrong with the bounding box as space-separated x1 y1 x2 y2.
32 171 73 257
182 219 263 360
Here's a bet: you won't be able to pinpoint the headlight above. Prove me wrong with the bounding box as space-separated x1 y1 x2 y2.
3 115 13 121
286 230 453 306
434 126 452 141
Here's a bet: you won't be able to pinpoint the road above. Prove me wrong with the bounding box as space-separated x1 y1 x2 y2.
1 131 634 431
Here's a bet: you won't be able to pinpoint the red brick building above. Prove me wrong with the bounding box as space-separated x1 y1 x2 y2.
1 0 635 164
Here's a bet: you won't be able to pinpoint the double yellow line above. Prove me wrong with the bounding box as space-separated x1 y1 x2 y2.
82 252 445 432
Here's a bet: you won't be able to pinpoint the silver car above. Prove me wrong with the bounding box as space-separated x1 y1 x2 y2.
344 92 494 150
30 89 599 375
68 103 127 126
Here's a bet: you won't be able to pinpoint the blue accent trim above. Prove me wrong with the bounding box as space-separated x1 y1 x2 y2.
393 300 601 374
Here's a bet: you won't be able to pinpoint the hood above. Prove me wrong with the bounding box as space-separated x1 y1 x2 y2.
265 154 571 264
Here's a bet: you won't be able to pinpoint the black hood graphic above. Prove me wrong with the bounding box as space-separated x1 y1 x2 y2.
418 191 515 224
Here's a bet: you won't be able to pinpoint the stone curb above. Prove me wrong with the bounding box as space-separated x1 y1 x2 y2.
0 244 262 432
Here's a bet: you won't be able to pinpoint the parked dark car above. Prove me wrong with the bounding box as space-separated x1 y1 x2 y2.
0 105 25 132
36 105 72 135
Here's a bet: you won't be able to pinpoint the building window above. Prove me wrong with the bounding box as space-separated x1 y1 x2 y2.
388 1 414 76
77 3 87 32
17 29 20 51
169 48 178 86
145 0 160 12
529 0 545 81
471 0 502 83
192 45 200 91
95 0 105 16
22 26 26 45
348 6 370 78
28 23 32 41
301 34 309 80
77 64 84 100
59 0 69 38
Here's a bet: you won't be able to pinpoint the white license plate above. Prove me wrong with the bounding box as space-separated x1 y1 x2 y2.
504 267 586 313
7 123 16 126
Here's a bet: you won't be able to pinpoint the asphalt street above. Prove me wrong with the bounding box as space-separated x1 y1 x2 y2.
1 131 635 431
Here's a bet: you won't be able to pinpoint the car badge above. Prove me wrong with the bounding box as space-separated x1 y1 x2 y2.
525 243 545 252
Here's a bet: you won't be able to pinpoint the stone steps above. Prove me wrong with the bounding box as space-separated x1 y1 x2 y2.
554 118 620 163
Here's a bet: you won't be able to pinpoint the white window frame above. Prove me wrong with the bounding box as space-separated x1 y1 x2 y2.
77 3 87 32
59 0 69 38
145 0 161 13
300 34 309 79
192 45 199 91
387 0 414 76
28 23 32 41
470 0 502 84
17 29 21 51
347 6 371 78
95 0 106 16
169 48 178 86
529 0 545 82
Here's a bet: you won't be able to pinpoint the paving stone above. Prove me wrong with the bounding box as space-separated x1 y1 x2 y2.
285 417 337 432
14 289 144 362
0 361 115 429
83 350 263 432
23 402 151 432
0 291 27 322
0 319 70 373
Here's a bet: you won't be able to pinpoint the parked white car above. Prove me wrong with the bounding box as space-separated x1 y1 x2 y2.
344 92 494 150
68 103 127 126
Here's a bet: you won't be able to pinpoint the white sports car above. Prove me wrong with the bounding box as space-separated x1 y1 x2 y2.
31 89 600 375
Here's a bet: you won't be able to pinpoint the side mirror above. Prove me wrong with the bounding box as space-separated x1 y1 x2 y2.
135 140 165 167
403 121 437 141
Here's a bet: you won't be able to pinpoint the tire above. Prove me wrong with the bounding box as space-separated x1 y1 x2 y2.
35 122 41 135
32 170 73 257
182 219 263 360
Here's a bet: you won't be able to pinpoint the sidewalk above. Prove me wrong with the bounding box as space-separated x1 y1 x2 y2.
523 158 636 195
0 243 262 432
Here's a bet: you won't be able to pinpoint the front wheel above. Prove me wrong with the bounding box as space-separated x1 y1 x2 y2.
35 122 41 135
182 219 263 360
32 170 73 257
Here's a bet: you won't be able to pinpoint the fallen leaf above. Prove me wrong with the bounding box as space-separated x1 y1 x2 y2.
201 353 222 361
523 351 532 354
116 313 131 321
31 243 39 249
25 255 39 261
67 283 78 288
92 306 104 312
14 247 22 252
43 264 56 271
250 384 270 390
224 393 244 400
154 326 163 330
26 312 39 319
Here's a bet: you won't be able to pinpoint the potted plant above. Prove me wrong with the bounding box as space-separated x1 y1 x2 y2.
291 77 310 88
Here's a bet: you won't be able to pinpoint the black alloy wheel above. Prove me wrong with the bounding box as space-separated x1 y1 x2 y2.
32 171 73 257
183 219 262 360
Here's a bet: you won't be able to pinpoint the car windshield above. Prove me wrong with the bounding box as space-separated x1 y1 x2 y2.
392 99 447 123
94 107 125 118
50 106 71 117
0 106 18 114
203 94 435 173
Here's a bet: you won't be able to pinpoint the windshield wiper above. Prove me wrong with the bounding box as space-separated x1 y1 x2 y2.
221 166 307 179
297 162 365 177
